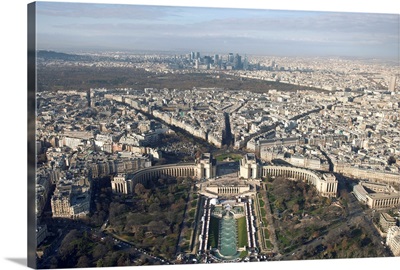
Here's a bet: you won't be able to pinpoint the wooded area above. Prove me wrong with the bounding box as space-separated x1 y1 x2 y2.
105 175 192 260
265 176 388 258
37 65 324 93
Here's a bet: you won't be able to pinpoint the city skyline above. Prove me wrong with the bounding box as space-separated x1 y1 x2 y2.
36 1 399 59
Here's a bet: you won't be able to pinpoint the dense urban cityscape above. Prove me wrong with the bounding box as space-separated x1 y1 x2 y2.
33 49 400 268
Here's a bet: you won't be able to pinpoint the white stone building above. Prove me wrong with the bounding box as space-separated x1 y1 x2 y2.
386 226 400 256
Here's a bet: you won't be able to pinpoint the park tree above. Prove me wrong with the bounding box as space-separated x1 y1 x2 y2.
96 259 104 267
134 183 147 197
157 177 165 186
292 203 300 213
168 184 178 193
57 229 95 268
49 257 58 268
388 155 396 165
76 255 91 268
195 150 202 159
109 202 127 222
58 229 80 264
117 253 130 266
92 243 107 260
148 202 161 213
134 227 145 242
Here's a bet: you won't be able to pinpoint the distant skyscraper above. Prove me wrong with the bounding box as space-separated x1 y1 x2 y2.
203 56 211 65
243 55 249 70
233 53 242 69
389 76 397 91
228 53 234 63
86 89 92 107
213 54 219 64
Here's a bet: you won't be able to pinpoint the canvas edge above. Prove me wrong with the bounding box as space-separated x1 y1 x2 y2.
27 2 37 269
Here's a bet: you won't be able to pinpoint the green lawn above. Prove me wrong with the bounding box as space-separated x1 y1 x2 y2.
266 240 273 249
186 220 192 227
237 216 248 247
276 231 291 247
191 199 198 207
185 230 192 240
240 250 248 259
261 208 267 217
188 208 196 218
215 153 243 162
264 228 270 239
259 198 265 207
262 218 268 226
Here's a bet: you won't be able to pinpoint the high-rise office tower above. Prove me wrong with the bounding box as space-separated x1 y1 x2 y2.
243 55 249 70
233 53 242 69
86 89 92 107
213 54 219 64
203 56 212 65
389 76 397 92
228 53 234 63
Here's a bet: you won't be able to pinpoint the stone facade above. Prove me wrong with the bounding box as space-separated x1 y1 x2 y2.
261 165 338 198
239 153 260 179
51 184 91 219
353 181 400 209
380 213 397 233
386 226 400 256
206 185 250 195
197 153 217 179
111 174 133 194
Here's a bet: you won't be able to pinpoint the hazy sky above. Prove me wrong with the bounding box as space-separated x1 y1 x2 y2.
36 1 399 59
